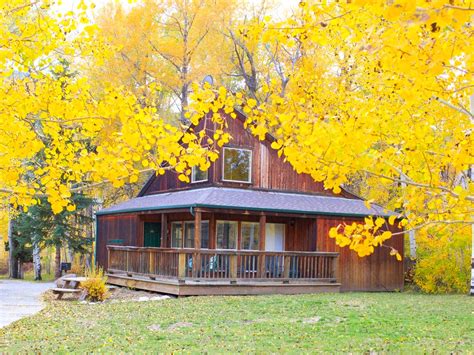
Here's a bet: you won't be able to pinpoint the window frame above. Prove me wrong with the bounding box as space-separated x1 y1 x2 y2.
221 147 253 184
216 220 239 250
240 221 260 250
191 166 209 183
171 220 209 249
170 221 183 248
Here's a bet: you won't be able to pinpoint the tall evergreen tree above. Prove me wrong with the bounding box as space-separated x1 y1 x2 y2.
13 193 95 280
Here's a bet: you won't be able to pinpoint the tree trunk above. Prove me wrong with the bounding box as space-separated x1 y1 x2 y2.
8 214 19 279
408 230 417 260
32 234 42 281
55 243 61 279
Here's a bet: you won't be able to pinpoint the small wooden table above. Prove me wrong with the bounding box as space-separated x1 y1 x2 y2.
52 277 88 300
62 276 88 288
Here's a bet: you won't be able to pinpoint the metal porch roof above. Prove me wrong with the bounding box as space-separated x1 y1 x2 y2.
97 187 393 217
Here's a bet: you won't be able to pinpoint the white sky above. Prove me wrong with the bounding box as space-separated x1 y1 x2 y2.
57 0 297 20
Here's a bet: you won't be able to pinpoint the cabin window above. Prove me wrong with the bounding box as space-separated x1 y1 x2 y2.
171 222 183 248
241 222 260 250
171 221 209 248
184 221 209 248
216 220 238 249
222 147 252 183
191 166 208 183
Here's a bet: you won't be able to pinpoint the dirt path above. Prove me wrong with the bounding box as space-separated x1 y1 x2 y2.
0 279 54 328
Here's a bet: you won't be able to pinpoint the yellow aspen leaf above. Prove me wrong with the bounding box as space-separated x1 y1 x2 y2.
388 215 396 226
66 205 76 212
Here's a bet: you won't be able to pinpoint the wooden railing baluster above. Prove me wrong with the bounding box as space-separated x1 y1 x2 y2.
106 246 339 283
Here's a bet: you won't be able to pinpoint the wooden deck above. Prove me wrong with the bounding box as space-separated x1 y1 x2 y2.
106 246 340 296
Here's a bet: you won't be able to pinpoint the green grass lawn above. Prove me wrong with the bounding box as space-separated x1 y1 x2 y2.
1 292 472 353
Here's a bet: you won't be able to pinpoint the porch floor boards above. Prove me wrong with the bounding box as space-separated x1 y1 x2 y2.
106 272 341 296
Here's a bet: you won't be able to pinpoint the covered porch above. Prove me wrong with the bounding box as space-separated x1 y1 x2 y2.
96 187 398 294
106 246 340 296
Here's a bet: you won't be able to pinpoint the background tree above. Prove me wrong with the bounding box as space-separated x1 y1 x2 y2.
90 0 238 122
13 193 95 280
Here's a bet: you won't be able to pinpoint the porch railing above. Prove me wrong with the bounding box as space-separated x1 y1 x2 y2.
107 246 339 282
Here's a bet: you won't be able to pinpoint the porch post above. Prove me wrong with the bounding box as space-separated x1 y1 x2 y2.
259 215 266 251
258 215 266 278
161 213 167 248
193 210 202 278
194 210 201 249
209 213 216 249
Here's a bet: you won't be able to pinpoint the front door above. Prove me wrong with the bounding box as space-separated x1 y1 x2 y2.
265 223 285 251
144 222 161 247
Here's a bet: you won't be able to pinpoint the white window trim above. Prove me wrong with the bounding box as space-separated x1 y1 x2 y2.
222 147 253 183
216 220 239 250
191 166 208 183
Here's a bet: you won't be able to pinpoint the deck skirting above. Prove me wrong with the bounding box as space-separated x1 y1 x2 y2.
107 273 341 296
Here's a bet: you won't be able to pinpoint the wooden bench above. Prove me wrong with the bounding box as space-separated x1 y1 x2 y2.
52 288 82 300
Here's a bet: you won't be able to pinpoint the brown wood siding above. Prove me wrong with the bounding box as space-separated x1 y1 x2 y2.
316 216 404 292
96 214 139 269
97 210 403 292
142 113 356 198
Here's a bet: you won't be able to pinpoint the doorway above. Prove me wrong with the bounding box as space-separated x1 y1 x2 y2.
144 222 161 247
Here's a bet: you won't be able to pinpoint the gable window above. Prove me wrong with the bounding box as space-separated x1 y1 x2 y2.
191 166 208 183
222 147 252 183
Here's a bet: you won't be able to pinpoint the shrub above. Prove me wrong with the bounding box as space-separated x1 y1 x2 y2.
81 267 110 302
413 225 470 294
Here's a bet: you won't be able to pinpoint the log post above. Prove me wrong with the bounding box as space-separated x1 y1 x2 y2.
283 255 291 280
194 210 201 249
178 252 186 280
149 250 155 274
230 254 237 281
257 215 266 278
161 213 167 248
209 213 216 249
126 249 130 273
192 211 202 278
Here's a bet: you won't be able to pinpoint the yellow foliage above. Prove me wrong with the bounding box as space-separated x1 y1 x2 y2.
413 225 471 294
189 0 473 258
0 0 472 264
81 267 110 302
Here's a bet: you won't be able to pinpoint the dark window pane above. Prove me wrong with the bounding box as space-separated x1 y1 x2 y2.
192 167 208 182
171 223 183 248
184 221 209 248
201 221 209 249
223 148 251 182
184 222 194 248
241 222 259 250
216 221 237 249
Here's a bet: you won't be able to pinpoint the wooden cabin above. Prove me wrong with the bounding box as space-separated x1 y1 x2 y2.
96 111 404 296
